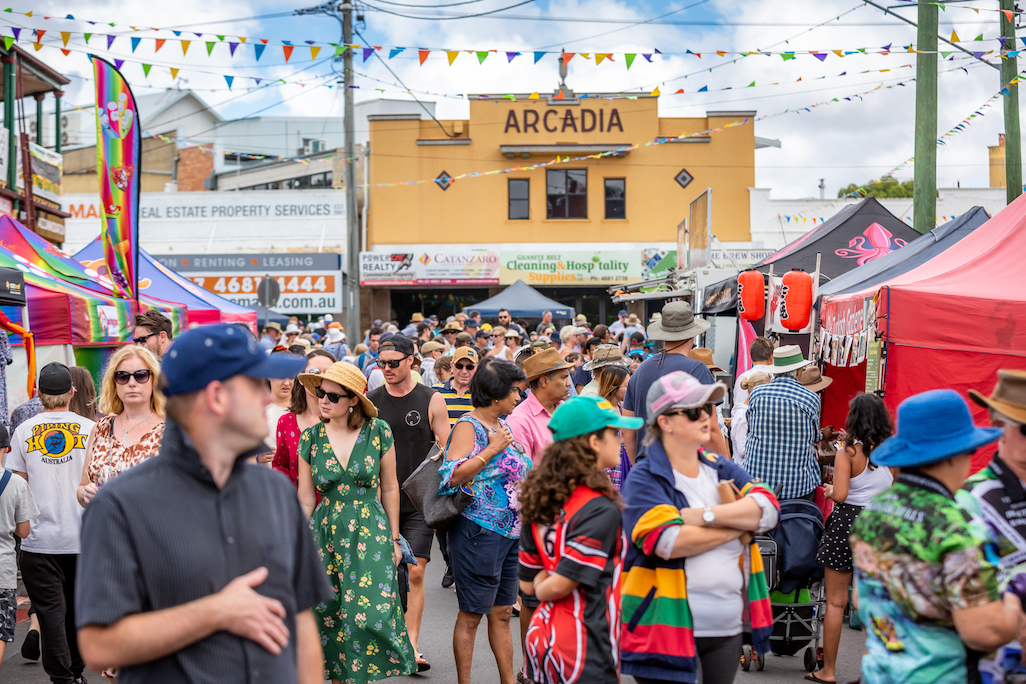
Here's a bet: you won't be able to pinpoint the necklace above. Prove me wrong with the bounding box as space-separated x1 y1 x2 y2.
119 413 152 441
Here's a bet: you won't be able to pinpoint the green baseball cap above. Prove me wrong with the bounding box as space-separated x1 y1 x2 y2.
548 396 643 442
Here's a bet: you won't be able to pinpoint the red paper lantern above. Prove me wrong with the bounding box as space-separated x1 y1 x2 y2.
780 269 813 331
737 270 765 321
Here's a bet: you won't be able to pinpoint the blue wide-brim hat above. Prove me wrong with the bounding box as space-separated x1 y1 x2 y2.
873 389 1001 469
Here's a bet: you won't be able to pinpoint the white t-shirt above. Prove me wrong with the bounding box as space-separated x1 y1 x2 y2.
0 473 39 588
6 410 95 554
667 466 744 638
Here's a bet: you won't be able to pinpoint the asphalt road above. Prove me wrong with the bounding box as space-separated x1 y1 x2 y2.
4 539 866 683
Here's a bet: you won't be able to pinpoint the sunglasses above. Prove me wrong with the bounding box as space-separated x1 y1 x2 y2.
314 387 355 403
133 331 158 345
664 403 714 421
455 362 475 371
377 357 408 369
114 369 152 385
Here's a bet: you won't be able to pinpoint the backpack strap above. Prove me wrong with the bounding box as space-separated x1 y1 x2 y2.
0 469 12 498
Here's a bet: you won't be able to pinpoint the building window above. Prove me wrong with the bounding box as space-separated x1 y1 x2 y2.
508 179 529 220
605 178 626 219
546 169 587 219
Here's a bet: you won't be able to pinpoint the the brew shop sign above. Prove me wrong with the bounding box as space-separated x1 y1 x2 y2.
155 253 342 315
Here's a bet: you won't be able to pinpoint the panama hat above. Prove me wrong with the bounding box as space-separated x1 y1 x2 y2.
771 345 812 374
687 348 725 374
298 361 378 418
873 389 1000 469
798 366 833 393
411 313 424 322
524 348 574 381
583 344 628 372
646 301 709 342
969 369 1026 426
626 313 642 326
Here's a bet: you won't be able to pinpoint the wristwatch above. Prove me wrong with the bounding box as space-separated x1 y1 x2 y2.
702 506 715 525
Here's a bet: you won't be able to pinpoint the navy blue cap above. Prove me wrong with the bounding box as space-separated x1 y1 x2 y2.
162 323 307 396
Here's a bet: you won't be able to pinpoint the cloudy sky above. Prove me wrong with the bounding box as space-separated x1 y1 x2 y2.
10 0 1018 198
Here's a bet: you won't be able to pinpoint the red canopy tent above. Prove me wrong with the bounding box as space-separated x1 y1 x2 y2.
821 192 1026 471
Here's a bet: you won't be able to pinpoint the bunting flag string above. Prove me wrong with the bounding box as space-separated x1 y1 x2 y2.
1 20 1018 68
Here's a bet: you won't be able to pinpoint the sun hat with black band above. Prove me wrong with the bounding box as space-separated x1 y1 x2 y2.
873 389 1000 469
969 369 1026 426
441 321 462 333
771 344 812 374
583 344 628 372
162 324 307 396
646 301 710 342
298 361 378 418
39 362 73 395
645 371 727 427
548 395 643 442
523 348 574 381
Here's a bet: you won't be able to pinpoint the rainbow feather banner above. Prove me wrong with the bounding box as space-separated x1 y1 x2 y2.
92 56 140 302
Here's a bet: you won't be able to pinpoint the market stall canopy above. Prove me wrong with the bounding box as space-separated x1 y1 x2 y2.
817 206 989 300
75 239 257 329
465 280 574 319
0 216 187 333
701 197 918 315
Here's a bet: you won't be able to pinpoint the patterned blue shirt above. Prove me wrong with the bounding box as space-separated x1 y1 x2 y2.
742 374 822 500
438 415 532 539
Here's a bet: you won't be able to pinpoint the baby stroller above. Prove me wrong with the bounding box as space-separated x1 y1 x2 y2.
741 498 826 673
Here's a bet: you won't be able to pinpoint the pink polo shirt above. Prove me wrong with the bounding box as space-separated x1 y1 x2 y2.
507 391 559 464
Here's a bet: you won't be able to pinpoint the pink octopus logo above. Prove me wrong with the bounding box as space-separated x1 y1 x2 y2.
835 222 907 265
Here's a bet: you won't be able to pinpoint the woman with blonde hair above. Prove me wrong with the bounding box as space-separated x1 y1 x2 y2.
74 344 165 682
77 345 165 508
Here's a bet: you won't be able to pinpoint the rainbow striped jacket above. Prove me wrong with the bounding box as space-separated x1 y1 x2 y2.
620 444 779 683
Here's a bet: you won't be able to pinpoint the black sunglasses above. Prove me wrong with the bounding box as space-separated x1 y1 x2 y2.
664 403 714 421
314 387 354 403
454 362 475 371
377 357 408 369
114 369 152 385
133 331 158 345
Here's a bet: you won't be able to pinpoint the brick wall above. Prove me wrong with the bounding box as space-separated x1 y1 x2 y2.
177 144 214 191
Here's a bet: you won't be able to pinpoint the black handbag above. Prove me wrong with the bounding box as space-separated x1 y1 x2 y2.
401 435 473 531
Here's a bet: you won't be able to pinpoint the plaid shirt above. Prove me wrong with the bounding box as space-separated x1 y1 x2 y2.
742 374 822 500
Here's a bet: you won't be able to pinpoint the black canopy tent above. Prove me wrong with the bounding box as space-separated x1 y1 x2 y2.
702 197 919 314
465 280 575 320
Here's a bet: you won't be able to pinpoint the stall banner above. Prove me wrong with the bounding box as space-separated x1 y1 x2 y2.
360 250 500 286
642 249 775 277
156 253 342 315
499 251 639 286
92 56 140 301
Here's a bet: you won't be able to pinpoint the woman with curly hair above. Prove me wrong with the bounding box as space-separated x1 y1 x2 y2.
518 396 642 684
811 393 895 684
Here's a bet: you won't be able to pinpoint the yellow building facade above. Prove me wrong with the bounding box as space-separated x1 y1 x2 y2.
362 93 760 324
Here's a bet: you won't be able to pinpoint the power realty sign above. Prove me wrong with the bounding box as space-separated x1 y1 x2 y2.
155 253 342 315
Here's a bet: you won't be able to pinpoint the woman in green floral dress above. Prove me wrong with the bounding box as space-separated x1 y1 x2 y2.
296 362 417 684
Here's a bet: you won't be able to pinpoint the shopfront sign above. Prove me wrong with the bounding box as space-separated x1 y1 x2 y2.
503 107 625 134
499 251 639 285
62 190 347 256
155 252 342 315
359 250 500 286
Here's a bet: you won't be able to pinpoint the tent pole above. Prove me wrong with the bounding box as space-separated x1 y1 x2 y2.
809 252 821 361
762 265 774 343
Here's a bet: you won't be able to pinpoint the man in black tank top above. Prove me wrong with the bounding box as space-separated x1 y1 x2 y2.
366 334 450 672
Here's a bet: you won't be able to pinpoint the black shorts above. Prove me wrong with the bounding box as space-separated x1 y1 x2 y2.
400 509 434 561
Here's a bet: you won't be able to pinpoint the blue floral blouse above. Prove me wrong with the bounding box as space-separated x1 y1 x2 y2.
438 415 532 539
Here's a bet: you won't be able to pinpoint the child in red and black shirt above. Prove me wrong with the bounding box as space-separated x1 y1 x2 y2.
518 396 642 684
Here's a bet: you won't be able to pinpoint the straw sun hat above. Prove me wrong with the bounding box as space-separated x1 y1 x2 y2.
298 361 378 417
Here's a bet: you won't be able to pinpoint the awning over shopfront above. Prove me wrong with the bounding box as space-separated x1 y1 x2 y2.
466 280 575 319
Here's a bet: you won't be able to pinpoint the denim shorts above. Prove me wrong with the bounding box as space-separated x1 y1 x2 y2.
447 514 518 614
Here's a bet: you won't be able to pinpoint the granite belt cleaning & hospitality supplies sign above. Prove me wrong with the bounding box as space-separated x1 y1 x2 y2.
155 253 342 315
499 251 639 285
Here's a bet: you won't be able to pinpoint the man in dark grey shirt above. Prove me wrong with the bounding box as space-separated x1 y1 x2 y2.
75 324 330 683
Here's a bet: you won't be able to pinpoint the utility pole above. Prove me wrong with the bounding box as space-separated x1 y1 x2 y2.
342 2 361 340
1001 0 1022 202
295 1 362 340
913 2 938 234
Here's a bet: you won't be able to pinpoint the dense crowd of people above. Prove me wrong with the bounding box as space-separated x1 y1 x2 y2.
1 301 1025 684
